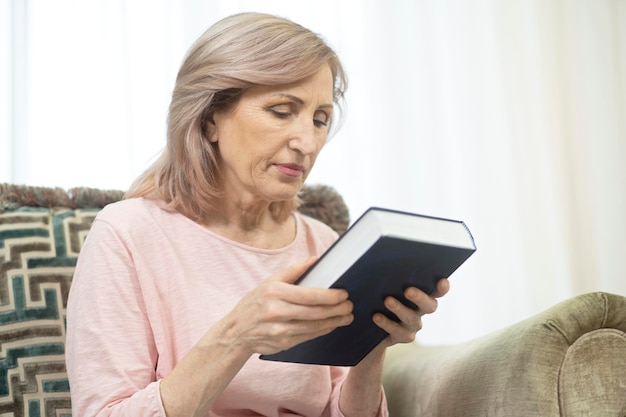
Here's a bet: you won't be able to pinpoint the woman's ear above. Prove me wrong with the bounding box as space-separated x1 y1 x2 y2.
208 128 218 143
203 114 219 143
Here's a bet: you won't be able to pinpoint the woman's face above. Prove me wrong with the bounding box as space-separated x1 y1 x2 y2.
209 65 334 206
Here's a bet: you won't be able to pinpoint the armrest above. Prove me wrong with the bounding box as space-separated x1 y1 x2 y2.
382 292 626 417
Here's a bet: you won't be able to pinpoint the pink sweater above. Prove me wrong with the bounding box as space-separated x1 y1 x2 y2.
66 198 388 417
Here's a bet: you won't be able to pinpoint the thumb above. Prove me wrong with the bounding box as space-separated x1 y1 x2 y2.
269 256 318 285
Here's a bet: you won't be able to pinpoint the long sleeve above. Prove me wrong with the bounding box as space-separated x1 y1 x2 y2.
66 219 167 416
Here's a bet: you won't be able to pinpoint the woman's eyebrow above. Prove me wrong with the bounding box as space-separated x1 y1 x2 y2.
276 93 304 104
276 93 334 109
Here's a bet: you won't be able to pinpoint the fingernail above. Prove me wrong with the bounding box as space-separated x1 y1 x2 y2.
406 288 418 298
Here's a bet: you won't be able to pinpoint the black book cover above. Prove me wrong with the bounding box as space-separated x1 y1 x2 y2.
260 232 475 366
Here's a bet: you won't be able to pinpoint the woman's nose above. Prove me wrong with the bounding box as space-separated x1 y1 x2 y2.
288 118 322 155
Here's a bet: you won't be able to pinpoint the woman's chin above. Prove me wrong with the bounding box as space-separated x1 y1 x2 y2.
263 182 302 202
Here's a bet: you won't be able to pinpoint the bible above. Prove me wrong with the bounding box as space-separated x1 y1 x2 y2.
260 207 476 366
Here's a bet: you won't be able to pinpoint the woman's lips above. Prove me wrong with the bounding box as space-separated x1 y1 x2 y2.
274 163 305 177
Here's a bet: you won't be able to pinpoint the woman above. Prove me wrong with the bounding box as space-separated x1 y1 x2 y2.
66 12 449 417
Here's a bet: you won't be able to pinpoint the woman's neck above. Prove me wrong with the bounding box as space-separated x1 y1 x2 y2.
202 200 297 249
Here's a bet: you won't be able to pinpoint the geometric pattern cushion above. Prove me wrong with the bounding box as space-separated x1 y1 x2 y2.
0 208 97 417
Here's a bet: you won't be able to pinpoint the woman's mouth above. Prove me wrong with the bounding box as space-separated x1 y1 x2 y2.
274 163 305 177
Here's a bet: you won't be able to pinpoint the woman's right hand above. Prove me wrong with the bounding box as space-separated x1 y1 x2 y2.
224 257 355 356
161 257 353 417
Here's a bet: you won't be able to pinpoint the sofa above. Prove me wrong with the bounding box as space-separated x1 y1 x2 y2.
0 182 625 417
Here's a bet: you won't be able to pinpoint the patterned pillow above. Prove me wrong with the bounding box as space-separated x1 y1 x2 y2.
0 207 97 417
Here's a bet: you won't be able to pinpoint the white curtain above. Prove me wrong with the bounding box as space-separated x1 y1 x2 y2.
2 0 625 345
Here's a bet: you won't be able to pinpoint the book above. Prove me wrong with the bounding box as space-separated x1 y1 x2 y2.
260 207 476 367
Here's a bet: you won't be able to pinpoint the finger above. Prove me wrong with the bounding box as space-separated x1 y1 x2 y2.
262 280 350 308
267 256 318 284
255 314 354 354
264 257 349 306
404 287 438 315
263 295 354 322
383 296 421 329
431 278 450 298
373 312 419 344
285 313 354 338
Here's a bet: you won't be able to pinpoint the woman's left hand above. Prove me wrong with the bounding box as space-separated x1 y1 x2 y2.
339 278 451 416
373 278 450 348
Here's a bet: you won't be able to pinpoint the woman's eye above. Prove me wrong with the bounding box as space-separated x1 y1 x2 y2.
313 118 328 128
270 106 291 118
313 111 329 128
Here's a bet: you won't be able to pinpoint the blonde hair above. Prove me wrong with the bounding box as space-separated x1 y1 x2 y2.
125 12 348 222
